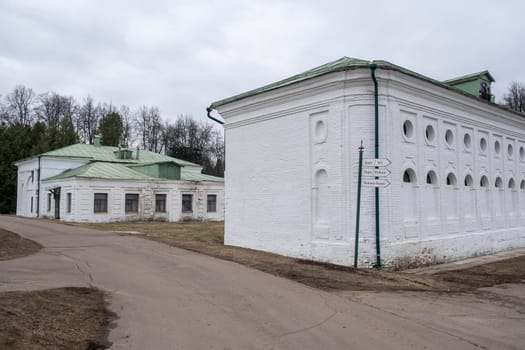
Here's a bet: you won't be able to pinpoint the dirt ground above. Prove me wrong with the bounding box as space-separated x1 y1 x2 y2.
77 221 525 292
0 229 114 350
0 228 42 261
0 287 114 350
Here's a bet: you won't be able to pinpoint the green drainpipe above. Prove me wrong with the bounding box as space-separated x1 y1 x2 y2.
370 63 382 270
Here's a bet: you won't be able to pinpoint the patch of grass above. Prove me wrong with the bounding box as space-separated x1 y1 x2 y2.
0 228 42 261
0 287 115 350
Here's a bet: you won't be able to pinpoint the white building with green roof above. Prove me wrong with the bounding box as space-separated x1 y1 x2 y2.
210 57 525 268
15 136 224 222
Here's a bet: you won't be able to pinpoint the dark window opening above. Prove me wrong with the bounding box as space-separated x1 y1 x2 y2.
182 194 193 212
155 194 166 213
125 194 139 213
94 193 108 213
66 193 72 213
207 194 217 212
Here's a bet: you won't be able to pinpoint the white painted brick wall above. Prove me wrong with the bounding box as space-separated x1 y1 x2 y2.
217 68 525 268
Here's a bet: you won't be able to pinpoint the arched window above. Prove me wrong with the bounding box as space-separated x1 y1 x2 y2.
313 169 329 224
480 175 489 188
508 178 516 190
495 176 503 189
403 168 416 184
426 170 438 185
446 173 457 186
464 174 473 187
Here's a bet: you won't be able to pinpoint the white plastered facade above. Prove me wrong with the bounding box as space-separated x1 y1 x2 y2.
216 68 525 268
16 157 224 222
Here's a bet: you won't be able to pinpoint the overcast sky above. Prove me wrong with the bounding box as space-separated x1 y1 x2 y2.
1 0 524 123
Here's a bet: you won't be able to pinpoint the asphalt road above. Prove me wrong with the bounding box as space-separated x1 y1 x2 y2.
0 216 523 349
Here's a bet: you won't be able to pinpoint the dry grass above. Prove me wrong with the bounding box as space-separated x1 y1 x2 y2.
0 228 42 261
0 287 114 350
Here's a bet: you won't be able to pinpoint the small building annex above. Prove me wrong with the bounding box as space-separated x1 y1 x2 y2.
210 57 525 268
16 136 224 222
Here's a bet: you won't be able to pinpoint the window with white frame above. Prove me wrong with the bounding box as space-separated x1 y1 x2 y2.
47 193 52 212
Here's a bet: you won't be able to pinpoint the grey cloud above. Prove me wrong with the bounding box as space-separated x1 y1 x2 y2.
0 0 524 122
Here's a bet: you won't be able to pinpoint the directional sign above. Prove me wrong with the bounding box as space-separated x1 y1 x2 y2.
362 168 391 177
363 158 391 167
362 178 390 188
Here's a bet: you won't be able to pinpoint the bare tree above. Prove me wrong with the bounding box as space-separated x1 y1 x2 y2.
77 96 99 144
0 95 8 125
502 81 525 114
119 105 134 147
135 105 163 152
34 92 78 148
5 85 35 125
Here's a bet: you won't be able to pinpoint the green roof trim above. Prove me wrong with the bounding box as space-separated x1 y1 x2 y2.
211 57 369 107
44 162 157 181
211 57 524 118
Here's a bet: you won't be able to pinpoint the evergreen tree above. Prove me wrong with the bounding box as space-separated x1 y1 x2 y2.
98 112 124 146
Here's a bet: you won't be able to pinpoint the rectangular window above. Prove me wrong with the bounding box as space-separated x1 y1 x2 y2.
66 193 72 213
182 194 193 212
207 194 217 212
125 194 139 213
30 197 33 213
155 194 166 213
47 193 52 212
94 193 108 213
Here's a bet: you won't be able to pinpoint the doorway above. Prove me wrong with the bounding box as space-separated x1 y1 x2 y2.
52 187 61 219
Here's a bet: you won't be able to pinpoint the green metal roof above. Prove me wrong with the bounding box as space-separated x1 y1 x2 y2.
443 70 495 85
44 162 157 181
180 171 224 182
210 57 524 118
44 161 224 182
41 144 199 167
211 57 369 107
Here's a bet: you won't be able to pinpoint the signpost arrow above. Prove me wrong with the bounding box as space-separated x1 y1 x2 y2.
362 168 391 177
363 158 391 167
362 178 390 188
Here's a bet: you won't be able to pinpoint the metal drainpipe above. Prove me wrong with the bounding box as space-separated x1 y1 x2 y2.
370 63 382 270
36 155 41 217
206 106 224 125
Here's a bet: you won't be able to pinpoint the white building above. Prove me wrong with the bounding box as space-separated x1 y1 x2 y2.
16 137 224 222
211 57 525 268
